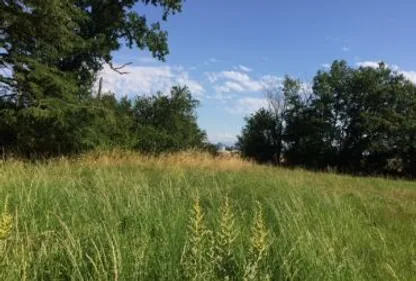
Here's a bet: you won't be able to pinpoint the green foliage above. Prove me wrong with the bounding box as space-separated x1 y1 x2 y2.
1 0 182 93
238 61 416 177
0 0 210 157
131 86 207 153
237 108 280 164
80 86 207 154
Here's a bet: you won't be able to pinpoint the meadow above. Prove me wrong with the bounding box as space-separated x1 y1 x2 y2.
0 151 415 280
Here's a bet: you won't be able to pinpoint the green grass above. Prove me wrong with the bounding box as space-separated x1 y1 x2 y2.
0 153 415 280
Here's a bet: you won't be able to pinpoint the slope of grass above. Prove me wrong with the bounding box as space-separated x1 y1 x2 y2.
0 151 415 280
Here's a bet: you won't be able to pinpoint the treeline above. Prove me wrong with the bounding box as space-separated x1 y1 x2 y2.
238 61 416 178
1 0 213 157
1 85 209 157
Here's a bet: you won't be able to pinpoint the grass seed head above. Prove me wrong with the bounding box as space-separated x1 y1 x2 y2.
0 212 12 240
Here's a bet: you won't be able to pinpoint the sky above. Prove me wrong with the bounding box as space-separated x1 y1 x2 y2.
99 0 416 145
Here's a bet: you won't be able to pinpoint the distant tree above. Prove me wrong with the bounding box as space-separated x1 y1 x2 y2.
237 108 280 164
238 60 416 177
203 142 219 156
131 86 207 153
282 78 323 167
239 76 306 165
260 76 304 164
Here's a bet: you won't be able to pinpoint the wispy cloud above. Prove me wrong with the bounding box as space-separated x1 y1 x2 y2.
208 71 263 92
226 97 268 115
356 61 383 68
97 64 204 98
204 58 221 65
214 81 246 93
391 64 400 71
342 47 350 52
137 57 158 64
205 93 237 103
235 65 253 72
206 70 281 94
321 63 331 68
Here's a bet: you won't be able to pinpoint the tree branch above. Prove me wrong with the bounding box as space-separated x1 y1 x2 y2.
106 61 132 75
0 93 17 98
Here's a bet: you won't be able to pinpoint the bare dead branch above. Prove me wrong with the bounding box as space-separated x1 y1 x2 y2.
0 93 17 98
263 80 284 116
106 61 132 75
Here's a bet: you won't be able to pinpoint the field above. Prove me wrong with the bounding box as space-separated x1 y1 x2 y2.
0 152 415 280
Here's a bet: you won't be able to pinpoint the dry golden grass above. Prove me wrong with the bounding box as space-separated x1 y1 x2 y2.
0 150 253 174
77 149 253 171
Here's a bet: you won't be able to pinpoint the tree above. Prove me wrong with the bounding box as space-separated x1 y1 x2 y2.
262 76 307 164
282 78 321 167
1 0 182 94
307 60 353 169
131 86 207 153
310 61 416 175
0 0 184 155
237 108 280 164
238 60 416 177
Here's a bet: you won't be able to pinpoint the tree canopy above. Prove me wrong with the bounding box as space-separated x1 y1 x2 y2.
238 61 416 178
1 0 211 157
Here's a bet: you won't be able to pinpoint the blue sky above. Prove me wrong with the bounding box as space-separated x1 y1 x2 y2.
101 0 416 144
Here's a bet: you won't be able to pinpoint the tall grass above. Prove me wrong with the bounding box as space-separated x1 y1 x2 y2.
0 152 415 280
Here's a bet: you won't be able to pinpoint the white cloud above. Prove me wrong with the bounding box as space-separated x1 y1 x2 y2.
214 81 246 93
206 72 219 83
205 93 237 103
235 65 253 72
206 70 281 94
322 63 331 68
391 64 400 71
226 97 268 115
401 70 416 84
356 61 383 68
204 58 221 65
261 75 284 85
176 72 205 95
208 132 237 144
342 47 350 52
97 64 204 97
137 57 157 64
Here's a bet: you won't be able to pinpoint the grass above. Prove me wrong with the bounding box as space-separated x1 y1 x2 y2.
0 151 415 280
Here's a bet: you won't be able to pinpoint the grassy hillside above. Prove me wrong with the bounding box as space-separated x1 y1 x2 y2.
0 152 415 280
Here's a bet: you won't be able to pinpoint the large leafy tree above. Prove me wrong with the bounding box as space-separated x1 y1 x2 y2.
0 0 184 155
238 60 416 177
1 0 182 93
308 61 354 169
311 61 416 175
